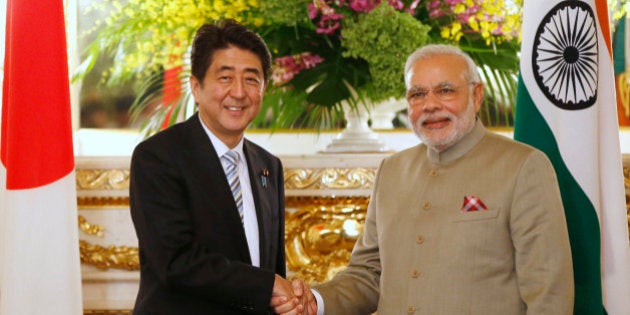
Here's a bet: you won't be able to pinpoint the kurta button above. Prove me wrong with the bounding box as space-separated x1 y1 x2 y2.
423 202 431 210
411 269 421 278
416 235 424 244
407 306 416 314
429 169 438 176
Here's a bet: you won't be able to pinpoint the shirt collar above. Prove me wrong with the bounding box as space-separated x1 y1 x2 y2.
199 115 245 159
426 118 486 164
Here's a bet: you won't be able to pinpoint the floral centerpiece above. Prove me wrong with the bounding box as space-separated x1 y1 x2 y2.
76 0 523 135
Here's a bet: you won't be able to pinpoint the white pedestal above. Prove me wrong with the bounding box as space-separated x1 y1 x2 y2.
324 108 387 153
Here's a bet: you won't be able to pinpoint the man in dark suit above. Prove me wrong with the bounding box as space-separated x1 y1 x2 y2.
129 20 308 314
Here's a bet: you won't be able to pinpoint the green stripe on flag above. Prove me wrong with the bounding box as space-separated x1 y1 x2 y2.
613 15 625 75
514 74 604 314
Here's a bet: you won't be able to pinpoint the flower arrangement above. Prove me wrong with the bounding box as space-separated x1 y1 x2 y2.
76 0 523 135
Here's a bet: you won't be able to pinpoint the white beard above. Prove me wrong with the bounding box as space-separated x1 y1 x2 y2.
412 99 477 152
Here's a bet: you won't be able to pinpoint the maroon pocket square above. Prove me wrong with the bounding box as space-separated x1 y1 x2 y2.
461 195 487 212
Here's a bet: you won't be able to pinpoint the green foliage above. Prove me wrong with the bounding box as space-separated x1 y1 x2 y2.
341 3 431 102
259 0 311 26
460 39 520 127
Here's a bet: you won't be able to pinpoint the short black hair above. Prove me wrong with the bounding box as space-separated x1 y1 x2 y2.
190 20 272 84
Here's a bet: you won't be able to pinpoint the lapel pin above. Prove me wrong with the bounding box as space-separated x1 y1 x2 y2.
261 169 269 188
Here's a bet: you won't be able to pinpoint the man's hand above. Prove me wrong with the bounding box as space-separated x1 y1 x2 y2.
270 274 303 314
292 278 317 315
270 276 318 315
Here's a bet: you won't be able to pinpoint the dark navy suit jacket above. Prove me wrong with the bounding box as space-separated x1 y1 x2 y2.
130 113 286 314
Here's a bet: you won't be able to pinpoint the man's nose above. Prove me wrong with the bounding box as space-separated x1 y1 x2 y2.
423 93 442 112
230 79 246 98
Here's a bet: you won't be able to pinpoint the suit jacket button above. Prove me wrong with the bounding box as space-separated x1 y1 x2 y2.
407 306 416 314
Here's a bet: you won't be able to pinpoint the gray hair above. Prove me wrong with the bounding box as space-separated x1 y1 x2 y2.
404 44 480 86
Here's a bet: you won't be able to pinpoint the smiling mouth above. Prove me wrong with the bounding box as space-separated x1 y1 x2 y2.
422 117 451 129
226 105 244 111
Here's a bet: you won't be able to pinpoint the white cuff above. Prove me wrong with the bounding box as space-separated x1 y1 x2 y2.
312 288 325 315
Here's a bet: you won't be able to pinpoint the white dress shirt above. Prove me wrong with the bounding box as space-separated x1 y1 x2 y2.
200 117 260 267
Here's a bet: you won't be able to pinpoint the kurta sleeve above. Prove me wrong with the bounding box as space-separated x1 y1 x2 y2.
313 160 385 315
510 150 574 314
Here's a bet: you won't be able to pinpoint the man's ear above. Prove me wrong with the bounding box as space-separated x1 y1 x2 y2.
472 82 485 112
190 75 200 102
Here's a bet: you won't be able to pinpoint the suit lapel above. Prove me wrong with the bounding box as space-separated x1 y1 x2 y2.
185 114 251 263
243 141 273 270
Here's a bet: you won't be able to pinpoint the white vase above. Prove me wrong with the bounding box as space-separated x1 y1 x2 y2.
323 105 387 153
323 98 407 153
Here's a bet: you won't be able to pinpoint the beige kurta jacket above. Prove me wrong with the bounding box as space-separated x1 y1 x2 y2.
315 120 574 315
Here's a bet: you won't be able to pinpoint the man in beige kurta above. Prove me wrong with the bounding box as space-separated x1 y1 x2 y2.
299 45 574 315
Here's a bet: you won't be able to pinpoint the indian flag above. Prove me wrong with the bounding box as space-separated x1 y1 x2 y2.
514 0 630 314
0 0 83 313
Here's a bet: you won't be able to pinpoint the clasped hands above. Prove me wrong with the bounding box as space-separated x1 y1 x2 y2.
270 274 317 315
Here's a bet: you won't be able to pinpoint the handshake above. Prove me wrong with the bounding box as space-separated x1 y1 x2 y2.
270 274 318 315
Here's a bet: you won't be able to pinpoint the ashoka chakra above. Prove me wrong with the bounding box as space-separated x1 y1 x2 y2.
532 1 598 110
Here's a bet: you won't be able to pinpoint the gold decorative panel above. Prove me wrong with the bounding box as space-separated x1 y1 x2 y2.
79 215 105 237
78 196 129 207
79 240 139 271
285 167 376 190
76 166 377 192
76 169 129 190
285 201 368 284
83 310 132 315
286 195 370 208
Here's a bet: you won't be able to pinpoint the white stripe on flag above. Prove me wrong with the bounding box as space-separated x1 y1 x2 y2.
0 172 82 314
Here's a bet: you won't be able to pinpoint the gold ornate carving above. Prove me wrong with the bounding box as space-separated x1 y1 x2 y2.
76 169 130 190
285 202 367 284
77 196 371 273
78 196 129 207
78 215 105 237
83 310 132 315
284 168 376 190
286 196 370 208
75 167 377 191
79 240 140 271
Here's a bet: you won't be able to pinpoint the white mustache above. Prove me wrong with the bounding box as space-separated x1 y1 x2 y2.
418 113 454 125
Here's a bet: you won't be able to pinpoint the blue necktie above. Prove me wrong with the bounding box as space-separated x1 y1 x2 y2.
222 150 243 223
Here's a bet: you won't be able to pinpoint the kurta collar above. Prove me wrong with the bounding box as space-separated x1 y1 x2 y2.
426 119 485 165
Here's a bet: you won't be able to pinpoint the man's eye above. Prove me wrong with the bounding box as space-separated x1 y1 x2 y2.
437 88 455 95
246 77 261 85
413 91 428 98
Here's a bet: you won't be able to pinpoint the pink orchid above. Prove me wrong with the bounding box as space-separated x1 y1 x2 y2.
348 0 378 13
272 52 325 86
315 13 344 34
